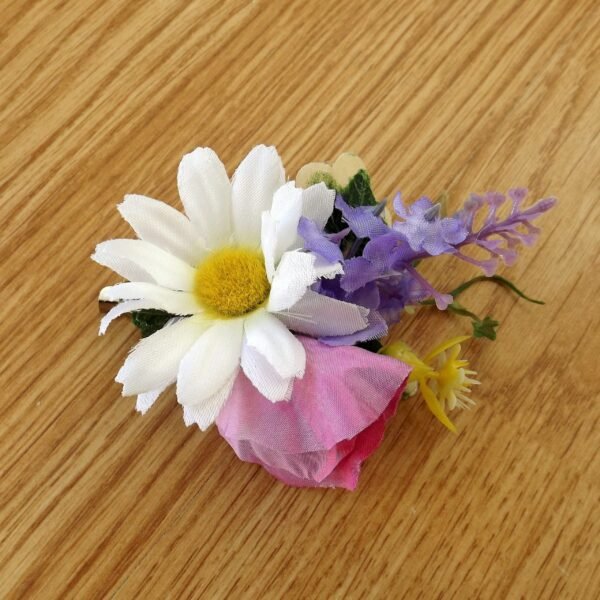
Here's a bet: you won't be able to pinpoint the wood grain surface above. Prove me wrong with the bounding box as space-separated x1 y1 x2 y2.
1 0 599 598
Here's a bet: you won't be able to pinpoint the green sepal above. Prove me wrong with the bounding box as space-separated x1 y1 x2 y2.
131 309 172 338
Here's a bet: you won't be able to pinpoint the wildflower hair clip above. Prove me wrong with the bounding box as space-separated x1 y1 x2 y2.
94 145 556 490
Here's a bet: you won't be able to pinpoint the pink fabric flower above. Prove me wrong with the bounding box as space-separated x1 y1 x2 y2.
216 336 411 490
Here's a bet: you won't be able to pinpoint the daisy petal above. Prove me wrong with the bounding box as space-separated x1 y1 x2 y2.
177 319 243 407
274 290 369 337
99 282 201 315
270 182 303 256
136 388 165 415
182 370 237 430
301 183 335 230
116 317 208 396
240 343 294 402
260 211 277 282
94 239 196 290
314 256 345 279
267 251 343 312
92 250 155 283
99 299 161 335
231 145 285 247
260 182 303 280
243 310 305 379
177 147 232 249
118 194 207 265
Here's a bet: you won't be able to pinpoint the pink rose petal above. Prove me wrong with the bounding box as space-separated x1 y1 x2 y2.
217 336 410 489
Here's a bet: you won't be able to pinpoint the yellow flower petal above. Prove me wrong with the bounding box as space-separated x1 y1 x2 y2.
381 342 432 377
423 335 471 362
419 378 457 433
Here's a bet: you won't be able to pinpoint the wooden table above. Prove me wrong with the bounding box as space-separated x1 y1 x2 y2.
1 1 598 598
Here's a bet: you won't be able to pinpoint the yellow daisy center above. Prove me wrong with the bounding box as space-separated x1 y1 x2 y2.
194 247 270 317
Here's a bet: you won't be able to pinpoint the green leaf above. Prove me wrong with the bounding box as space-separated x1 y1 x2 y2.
131 309 172 338
472 316 500 340
340 169 377 208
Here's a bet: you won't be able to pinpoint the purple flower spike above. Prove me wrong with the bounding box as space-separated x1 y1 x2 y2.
456 190 557 272
298 185 555 335
393 194 468 256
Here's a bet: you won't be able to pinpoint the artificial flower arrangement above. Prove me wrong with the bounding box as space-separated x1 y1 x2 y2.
94 145 555 490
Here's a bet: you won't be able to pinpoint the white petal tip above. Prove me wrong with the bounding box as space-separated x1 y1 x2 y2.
98 287 112 302
182 406 214 430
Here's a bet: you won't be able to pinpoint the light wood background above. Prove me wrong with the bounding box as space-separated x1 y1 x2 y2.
1 0 598 598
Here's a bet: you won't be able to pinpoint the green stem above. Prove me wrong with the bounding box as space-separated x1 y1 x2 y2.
449 275 545 304
420 299 480 320
446 302 480 320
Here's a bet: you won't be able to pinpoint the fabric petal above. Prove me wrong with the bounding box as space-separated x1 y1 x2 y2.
182 369 238 430
260 182 304 280
297 217 343 263
258 392 399 490
335 195 388 238
116 317 208 396
231 145 285 247
136 388 165 415
91 249 155 283
240 343 295 402
243 310 305 379
94 240 196 291
219 336 410 453
274 290 369 337
260 211 277 282
269 181 304 258
99 299 161 335
300 183 335 230
267 251 343 313
217 336 411 488
176 319 244 407
319 311 388 346
177 147 232 249
99 282 201 315
339 257 381 293
118 194 207 265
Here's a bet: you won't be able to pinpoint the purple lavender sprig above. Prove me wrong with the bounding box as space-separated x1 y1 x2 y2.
302 190 556 334
448 189 556 276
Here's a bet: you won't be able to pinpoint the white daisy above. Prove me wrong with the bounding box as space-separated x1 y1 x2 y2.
93 145 371 429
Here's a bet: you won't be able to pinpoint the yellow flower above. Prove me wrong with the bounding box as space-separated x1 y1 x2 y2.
381 336 480 433
296 153 367 190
